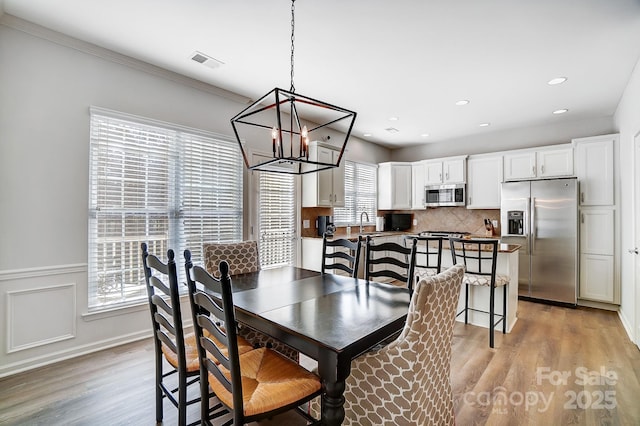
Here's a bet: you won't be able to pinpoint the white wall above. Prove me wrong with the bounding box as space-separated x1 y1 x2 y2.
0 17 389 376
614 55 640 345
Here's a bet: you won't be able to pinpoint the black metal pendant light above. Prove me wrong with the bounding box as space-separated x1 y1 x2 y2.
230 0 357 174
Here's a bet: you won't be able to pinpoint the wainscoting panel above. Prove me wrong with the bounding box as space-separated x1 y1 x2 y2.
6 283 76 353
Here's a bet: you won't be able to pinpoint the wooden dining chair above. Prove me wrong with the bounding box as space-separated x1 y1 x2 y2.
184 251 322 425
449 237 509 348
203 240 299 362
141 243 201 426
364 235 418 292
310 264 465 425
321 233 362 277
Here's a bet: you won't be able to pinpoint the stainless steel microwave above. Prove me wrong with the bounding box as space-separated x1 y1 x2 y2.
425 183 466 207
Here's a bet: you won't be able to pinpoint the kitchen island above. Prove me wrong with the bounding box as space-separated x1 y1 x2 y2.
301 234 520 333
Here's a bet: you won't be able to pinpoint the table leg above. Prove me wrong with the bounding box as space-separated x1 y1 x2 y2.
322 379 345 425
318 351 350 425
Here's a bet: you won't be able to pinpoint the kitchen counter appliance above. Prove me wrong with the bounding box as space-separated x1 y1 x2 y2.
500 178 578 305
425 183 466 207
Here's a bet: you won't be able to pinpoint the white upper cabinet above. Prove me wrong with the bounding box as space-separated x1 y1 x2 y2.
411 161 426 209
504 146 573 181
537 147 573 178
467 154 503 209
378 162 412 210
573 135 615 206
302 142 345 207
424 157 466 185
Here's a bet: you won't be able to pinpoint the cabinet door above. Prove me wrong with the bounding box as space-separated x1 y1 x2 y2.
332 150 345 207
537 147 573 177
580 208 614 255
301 238 323 272
392 164 412 209
443 158 466 183
411 162 426 209
579 253 614 303
316 147 334 206
467 155 503 209
424 161 443 185
574 138 614 206
504 152 536 181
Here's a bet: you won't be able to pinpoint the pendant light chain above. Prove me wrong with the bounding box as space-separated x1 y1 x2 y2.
290 0 296 93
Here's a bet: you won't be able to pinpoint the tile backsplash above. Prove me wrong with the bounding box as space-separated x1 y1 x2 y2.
301 207 501 237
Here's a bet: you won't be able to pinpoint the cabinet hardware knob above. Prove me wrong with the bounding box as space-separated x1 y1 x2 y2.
628 248 639 255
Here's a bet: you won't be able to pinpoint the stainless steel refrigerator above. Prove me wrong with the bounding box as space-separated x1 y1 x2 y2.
500 178 578 305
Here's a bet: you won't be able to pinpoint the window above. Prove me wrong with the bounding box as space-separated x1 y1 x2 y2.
88 107 243 310
257 171 296 267
333 161 377 226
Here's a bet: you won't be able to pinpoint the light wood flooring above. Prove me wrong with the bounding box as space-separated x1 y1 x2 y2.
1 300 639 425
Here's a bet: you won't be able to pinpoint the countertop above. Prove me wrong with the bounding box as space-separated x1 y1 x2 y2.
305 232 521 253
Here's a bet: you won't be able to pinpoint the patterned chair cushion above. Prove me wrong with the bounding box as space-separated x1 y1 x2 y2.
203 241 261 277
203 241 299 362
310 264 465 425
463 272 509 287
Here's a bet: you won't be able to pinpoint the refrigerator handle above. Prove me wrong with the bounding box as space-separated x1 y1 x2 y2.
530 197 536 253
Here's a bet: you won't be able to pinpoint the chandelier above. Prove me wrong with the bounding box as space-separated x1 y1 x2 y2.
230 0 357 174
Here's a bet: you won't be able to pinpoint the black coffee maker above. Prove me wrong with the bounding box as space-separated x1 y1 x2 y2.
317 215 336 236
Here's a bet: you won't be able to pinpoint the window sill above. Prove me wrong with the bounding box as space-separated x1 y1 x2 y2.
82 293 191 322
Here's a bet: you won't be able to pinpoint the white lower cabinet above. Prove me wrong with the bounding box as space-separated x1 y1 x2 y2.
579 253 614 303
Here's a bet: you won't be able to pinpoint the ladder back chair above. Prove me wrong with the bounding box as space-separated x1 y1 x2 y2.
321 233 362 277
364 235 418 292
141 243 201 426
203 240 299 362
184 251 322 426
449 237 509 348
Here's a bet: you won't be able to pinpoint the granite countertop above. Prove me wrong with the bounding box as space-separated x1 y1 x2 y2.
307 232 521 253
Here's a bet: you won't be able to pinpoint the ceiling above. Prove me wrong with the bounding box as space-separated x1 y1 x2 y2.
3 0 640 148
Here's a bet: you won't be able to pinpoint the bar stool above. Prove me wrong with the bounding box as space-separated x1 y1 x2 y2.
449 237 509 348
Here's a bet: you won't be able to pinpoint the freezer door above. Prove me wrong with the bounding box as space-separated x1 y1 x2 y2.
530 179 578 304
500 181 531 297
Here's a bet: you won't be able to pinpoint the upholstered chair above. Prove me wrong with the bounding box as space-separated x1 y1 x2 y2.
311 264 465 425
203 240 299 361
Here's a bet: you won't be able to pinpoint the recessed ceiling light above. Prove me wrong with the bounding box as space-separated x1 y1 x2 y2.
389 116 399 121
548 77 567 85
421 133 430 138
455 100 470 106
363 133 372 137
479 123 491 127
553 109 569 114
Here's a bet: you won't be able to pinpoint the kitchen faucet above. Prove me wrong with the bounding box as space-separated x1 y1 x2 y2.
359 211 370 234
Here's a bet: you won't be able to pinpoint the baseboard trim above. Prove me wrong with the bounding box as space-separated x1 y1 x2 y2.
0 330 151 378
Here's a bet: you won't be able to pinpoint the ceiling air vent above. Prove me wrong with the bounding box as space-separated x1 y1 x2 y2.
385 127 399 133
190 51 224 70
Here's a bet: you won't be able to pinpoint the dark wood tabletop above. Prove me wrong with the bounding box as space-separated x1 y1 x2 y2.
227 266 411 426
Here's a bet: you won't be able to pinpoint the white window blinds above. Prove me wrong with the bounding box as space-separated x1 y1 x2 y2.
258 171 295 267
88 107 242 310
333 161 377 226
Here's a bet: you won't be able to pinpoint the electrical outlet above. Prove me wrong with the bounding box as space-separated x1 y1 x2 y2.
492 220 498 228
413 219 417 226
303 220 310 229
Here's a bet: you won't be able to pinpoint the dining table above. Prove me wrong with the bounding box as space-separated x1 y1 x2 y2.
227 266 411 426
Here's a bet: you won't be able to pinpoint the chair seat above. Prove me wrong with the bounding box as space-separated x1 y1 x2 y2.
162 332 253 372
416 268 438 279
463 273 509 287
207 347 321 417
